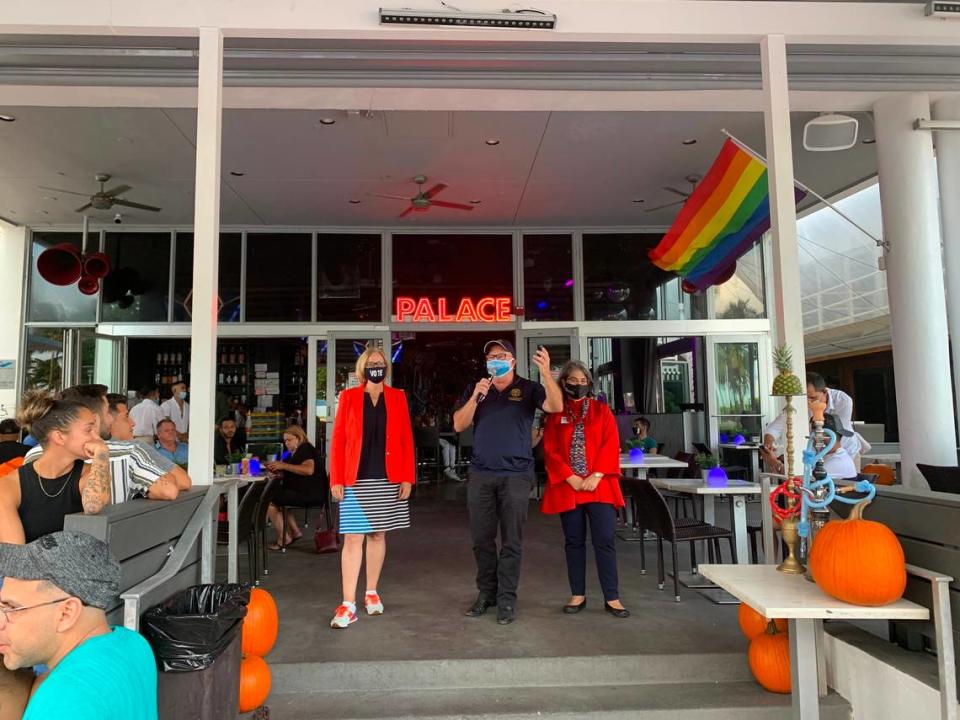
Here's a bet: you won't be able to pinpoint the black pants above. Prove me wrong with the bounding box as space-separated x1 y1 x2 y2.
559 502 620 602
467 469 534 606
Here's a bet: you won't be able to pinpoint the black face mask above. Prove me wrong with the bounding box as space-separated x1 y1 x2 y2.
365 367 386 384
564 383 589 400
633 427 642 436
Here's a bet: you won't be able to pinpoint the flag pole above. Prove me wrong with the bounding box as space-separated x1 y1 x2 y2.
720 128 888 251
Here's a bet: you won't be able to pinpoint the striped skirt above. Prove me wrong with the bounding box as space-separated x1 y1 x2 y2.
338 477 411 534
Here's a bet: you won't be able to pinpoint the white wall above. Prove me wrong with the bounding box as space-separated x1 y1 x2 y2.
0 221 26 415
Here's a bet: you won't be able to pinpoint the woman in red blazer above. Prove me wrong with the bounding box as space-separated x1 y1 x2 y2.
541 360 629 618
328 346 415 629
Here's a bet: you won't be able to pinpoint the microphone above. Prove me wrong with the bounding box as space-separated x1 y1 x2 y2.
476 373 494 404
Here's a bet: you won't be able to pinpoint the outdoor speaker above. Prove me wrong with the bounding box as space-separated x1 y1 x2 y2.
36 243 82 286
803 114 859 152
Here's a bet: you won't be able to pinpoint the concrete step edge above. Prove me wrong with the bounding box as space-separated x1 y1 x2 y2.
270 653 755 694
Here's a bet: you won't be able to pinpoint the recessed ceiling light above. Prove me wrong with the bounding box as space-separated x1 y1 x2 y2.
682 138 698 146
862 137 876 145
348 199 361 204
0 114 15 122
319 118 336 126
632 198 645 204
230 171 245 177
485 139 500 146
470 199 482 204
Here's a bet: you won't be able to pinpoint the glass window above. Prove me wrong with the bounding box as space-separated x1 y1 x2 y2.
392 234 512 321
583 233 706 321
27 232 97 323
172 233 243 322
713 244 766 319
23 328 66 392
101 232 172 322
245 233 312 322
714 341 763 440
316 234 382 322
523 234 573 321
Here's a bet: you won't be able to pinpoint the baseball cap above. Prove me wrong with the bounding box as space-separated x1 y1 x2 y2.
483 339 515 357
0 531 121 610
0 419 19 435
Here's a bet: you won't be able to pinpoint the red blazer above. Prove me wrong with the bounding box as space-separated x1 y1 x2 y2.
541 399 624 514
329 384 416 487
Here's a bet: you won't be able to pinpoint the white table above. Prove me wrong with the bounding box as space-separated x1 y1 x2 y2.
650 477 760 566
618 454 690 537
699 564 929 720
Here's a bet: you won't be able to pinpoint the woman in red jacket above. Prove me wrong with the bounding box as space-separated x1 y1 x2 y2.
328 346 415 629
541 360 629 618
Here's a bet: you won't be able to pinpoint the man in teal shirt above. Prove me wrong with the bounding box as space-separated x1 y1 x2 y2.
0 531 158 720
624 416 659 454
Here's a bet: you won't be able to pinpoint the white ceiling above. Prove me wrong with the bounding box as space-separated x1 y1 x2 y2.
0 107 878 227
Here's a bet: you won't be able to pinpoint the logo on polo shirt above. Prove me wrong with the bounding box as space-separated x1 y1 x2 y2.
509 388 523 401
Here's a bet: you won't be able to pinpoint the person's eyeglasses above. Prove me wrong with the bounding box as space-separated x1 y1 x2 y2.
0 597 71 628
486 353 510 361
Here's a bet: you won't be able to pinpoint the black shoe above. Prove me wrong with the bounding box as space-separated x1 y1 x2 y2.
563 599 587 614
497 605 516 625
465 596 496 617
604 602 630 618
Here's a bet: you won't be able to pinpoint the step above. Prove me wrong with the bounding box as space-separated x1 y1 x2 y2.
261 682 852 720
270 653 754 694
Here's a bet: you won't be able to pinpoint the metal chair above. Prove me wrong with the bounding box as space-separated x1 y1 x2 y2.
414 426 442 483
218 480 268 585
456 425 475 473
621 476 736 601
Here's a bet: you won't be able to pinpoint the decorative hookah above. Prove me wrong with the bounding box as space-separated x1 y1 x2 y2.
803 400 832 580
769 345 805 574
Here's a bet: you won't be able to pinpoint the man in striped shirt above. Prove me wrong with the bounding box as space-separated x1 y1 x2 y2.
22 386 190 505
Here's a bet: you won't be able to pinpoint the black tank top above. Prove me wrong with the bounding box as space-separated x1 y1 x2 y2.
18 459 85 543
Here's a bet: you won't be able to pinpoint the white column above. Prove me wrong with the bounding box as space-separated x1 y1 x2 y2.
932 95 960 438
761 35 806 474
0 222 27 413
186 27 223 483
874 93 956 487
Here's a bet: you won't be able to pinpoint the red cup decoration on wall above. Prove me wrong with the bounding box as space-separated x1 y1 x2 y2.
82 251 111 279
37 243 83 286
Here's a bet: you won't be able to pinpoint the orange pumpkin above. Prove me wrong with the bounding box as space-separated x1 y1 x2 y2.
239 655 271 713
242 588 279 657
737 603 787 639
748 622 791 694
808 499 906 606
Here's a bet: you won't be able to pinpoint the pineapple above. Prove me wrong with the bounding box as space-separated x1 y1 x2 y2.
771 344 804 396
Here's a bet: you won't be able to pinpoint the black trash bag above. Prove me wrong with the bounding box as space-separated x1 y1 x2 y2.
142 584 250 672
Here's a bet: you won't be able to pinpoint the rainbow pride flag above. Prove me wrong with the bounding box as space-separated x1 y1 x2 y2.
649 138 806 290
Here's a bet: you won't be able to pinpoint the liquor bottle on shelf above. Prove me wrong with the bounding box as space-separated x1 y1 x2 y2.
238 348 245 364
220 348 228 364
218 372 224 384
177 369 183 382
229 348 236 365
154 369 161 384
240 371 247 384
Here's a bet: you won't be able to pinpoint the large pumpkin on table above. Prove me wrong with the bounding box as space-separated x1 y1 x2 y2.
807 500 906 606
239 655 271 712
748 622 791 694
738 603 787 639
242 588 279 657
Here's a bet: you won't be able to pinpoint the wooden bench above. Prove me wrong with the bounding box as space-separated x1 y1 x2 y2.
63 489 208 628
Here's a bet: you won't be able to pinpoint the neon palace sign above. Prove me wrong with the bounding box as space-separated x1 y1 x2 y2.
394 296 513 323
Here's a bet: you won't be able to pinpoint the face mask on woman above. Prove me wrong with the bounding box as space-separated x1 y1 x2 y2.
486 359 512 378
365 366 386 384
563 383 589 400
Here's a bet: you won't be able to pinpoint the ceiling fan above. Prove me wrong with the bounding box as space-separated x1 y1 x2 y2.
367 175 473 218
38 173 162 214
644 174 701 213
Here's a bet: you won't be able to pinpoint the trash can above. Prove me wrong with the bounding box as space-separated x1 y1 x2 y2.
142 584 251 720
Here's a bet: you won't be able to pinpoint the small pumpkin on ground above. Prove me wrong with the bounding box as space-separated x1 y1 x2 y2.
239 654 272 713
748 621 791 694
808 499 906 606
738 602 787 639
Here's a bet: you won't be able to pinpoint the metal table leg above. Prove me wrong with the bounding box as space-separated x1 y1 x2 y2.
227 483 238 583
730 494 748 564
789 618 821 720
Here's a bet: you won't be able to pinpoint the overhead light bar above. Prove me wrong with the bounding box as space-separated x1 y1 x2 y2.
925 0 960 17
379 8 557 29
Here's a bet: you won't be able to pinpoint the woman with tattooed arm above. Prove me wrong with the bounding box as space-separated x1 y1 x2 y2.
0 391 112 544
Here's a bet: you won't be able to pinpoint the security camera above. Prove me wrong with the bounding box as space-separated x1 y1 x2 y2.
113 213 123 224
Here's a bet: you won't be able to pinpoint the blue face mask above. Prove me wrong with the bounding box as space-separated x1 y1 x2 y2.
178 391 188 401
486 359 512 378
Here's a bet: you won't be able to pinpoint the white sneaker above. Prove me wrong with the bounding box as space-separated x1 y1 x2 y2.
365 592 384 615
330 603 358 629
443 468 461 482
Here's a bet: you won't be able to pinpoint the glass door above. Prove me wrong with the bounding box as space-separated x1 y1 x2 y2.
517 327 580 384
75 330 126 391
704 334 772 449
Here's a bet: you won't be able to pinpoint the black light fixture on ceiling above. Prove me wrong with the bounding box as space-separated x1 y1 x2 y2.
380 8 557 29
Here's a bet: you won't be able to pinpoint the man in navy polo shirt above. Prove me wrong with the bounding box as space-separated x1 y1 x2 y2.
453 339 563 625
